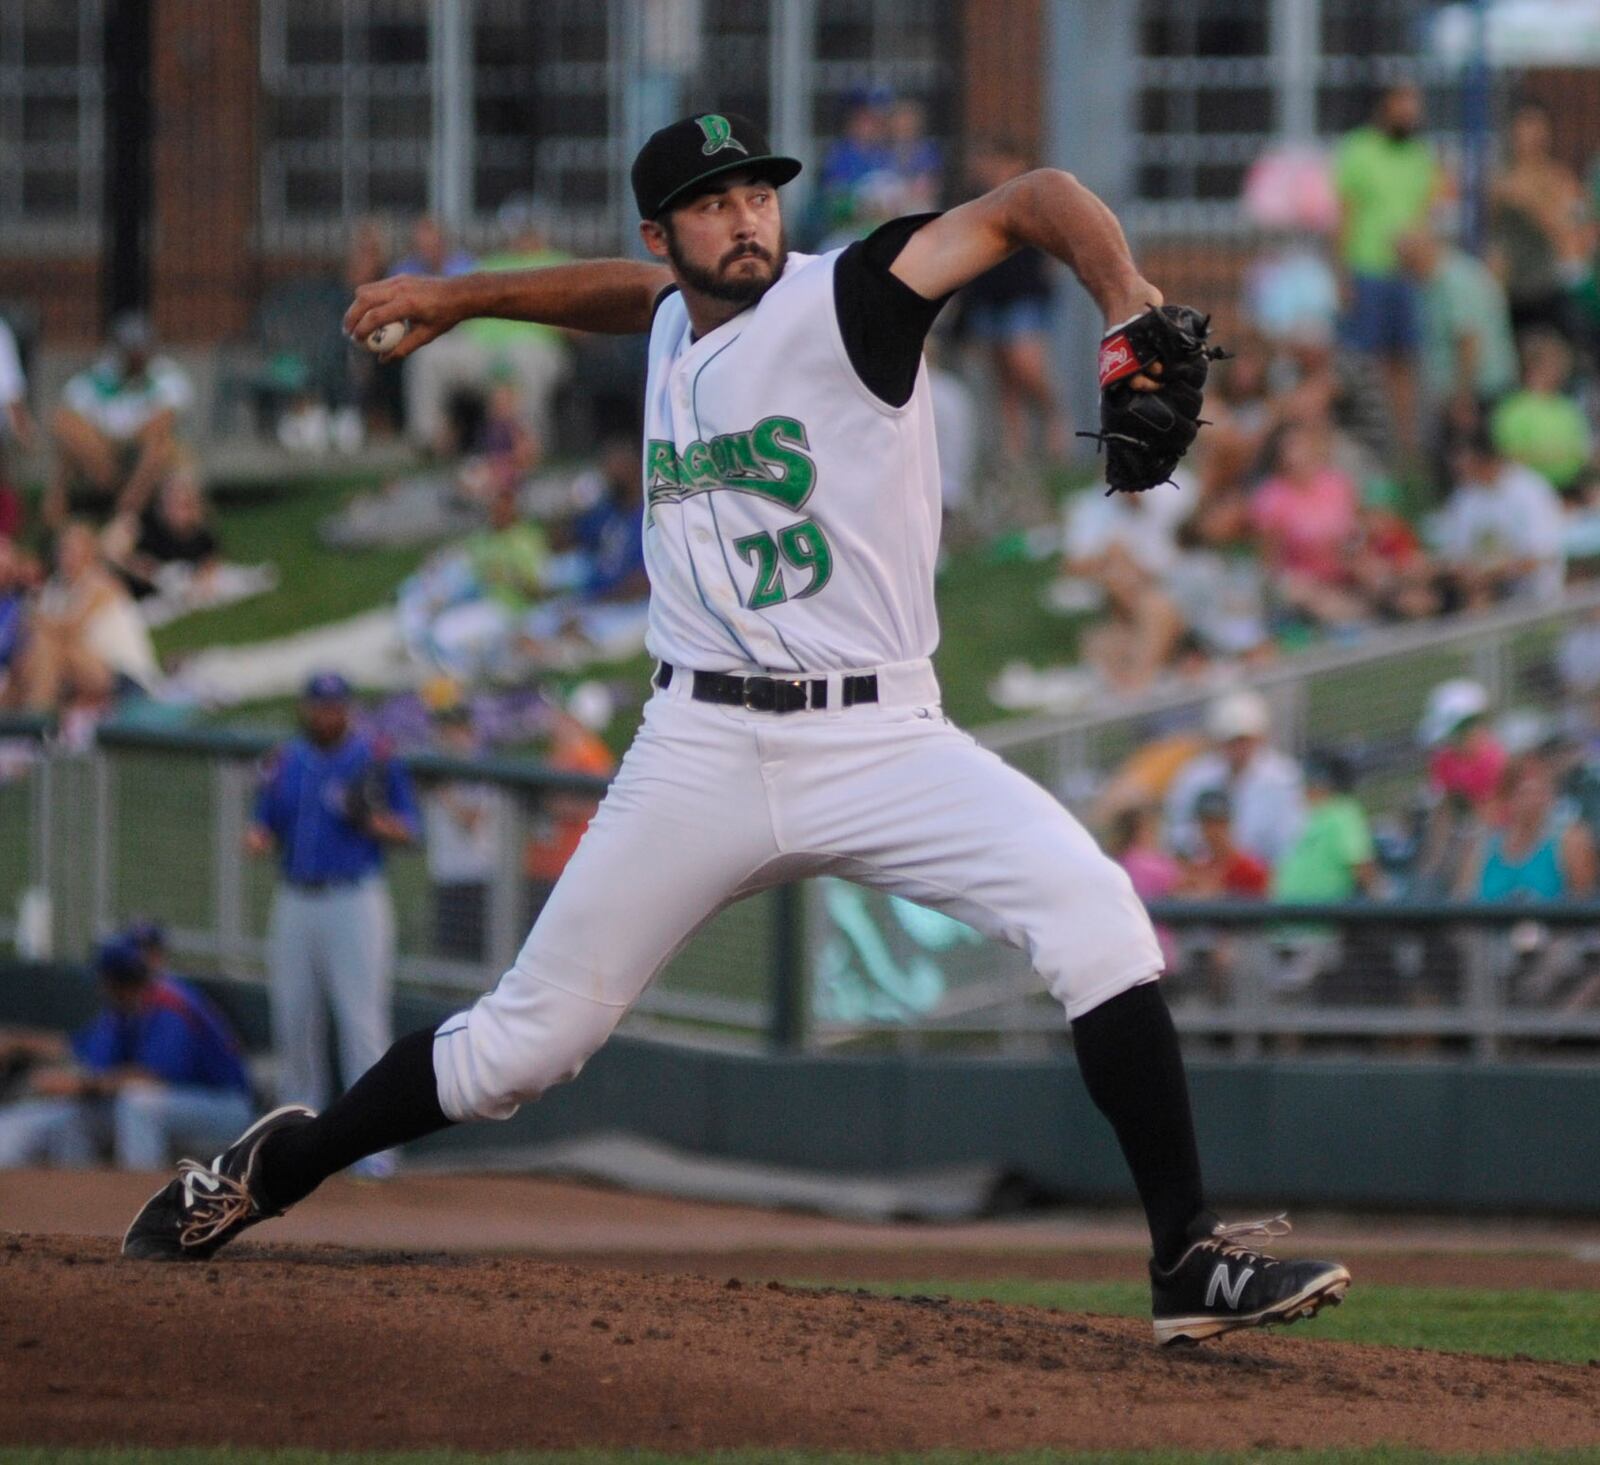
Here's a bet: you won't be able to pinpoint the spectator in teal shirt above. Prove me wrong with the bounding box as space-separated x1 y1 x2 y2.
1459 753 1596 903
1396 230 1518 431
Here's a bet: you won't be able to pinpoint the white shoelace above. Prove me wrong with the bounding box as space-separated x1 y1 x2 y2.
1211 1213 1292 1244
174 1159 255 1248
1198 1213 1292 1262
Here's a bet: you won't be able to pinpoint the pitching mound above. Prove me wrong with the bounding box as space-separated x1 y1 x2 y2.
5 1234 1598 1455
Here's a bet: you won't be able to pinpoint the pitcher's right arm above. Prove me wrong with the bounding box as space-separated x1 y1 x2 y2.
344 259 675 360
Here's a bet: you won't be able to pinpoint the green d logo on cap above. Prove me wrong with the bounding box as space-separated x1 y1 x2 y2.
697 114 748 157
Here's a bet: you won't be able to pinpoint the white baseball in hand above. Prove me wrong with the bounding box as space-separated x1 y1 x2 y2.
365 319 409 354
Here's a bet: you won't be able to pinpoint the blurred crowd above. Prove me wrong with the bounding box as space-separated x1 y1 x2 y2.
1096 675 1600 1018
14 81 1600 724
1041 81 1600 706
9 79 1600 1127
0 197 648 729
0 310 222 731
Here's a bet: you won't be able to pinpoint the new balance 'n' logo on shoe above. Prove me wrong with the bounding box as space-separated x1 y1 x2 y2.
1150 1213 1350 1346
1205 1261 1254 1309
121 1104 316 1261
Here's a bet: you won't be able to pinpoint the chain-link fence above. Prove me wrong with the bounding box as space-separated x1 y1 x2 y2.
5 658 1600 1061
0 721 787 1042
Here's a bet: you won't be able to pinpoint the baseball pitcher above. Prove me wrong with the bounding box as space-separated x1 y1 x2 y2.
125 113 1348 1346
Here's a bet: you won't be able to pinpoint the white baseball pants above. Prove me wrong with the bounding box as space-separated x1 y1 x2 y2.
432 659 1162 1122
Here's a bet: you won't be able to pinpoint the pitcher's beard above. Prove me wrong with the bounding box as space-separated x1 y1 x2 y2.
669 229 788 306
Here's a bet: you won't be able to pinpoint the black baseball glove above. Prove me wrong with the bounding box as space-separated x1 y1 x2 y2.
341 759 390 835
1084 305 1226 494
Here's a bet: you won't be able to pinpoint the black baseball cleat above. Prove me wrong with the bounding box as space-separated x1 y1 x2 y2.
121 1104 315 1261
1150 1213 1351 1346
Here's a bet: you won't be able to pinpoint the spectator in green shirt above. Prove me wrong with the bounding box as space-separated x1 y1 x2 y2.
402 203 572 459
1396 229 1518 449
1334 83 1444 462
1490 328 1594 491
464 481 550 615
1273 750 1378 905
1267 750 1379 1001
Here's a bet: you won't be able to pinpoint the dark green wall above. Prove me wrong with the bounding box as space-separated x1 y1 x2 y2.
4 962 1596 1213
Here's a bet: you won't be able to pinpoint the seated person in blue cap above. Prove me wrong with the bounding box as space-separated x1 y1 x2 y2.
0 932 254 1168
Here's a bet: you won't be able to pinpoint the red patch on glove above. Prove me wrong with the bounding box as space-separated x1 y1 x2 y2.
1098 330 1142 388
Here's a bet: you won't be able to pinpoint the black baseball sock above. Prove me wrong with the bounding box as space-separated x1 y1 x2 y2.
1070 980 1205 1270
255 1026 454 1212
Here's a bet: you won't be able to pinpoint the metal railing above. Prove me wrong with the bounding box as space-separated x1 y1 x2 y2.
806 883 1600 1060
0 717 786 1044
6 713 1600 1061
977 582 1600 813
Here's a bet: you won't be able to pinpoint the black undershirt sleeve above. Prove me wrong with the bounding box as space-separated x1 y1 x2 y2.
650 282 680 327
832 212 952 408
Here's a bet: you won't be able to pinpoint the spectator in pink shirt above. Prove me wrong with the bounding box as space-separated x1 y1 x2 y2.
1107 804 1182 970
1420 678 1508 813
1412 679 1510 902
1251 420 1365 628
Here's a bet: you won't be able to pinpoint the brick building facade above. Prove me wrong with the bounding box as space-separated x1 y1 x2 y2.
0 0 1046 349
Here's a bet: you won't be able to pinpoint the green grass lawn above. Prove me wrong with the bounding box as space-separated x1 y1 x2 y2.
795 1278 1600 1367
150 473 431 660
129 471 1083 753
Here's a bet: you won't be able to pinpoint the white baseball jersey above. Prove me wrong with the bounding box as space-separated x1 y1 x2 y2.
641 249 942 672
430 219 1164 1125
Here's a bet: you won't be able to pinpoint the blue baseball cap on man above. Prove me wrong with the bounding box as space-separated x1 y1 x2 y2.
95 935 149 984
302 671 352 703
125 918 167 951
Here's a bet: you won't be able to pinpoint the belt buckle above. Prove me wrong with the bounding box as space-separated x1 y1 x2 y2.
741 676 776 712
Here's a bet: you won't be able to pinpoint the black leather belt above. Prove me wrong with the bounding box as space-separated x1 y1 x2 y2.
285 876 362 893
655 662 878 714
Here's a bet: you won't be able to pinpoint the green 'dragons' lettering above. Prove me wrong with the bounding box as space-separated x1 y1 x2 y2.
646 416 816 510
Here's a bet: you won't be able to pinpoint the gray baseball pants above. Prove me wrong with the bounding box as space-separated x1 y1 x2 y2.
267 877 395 1110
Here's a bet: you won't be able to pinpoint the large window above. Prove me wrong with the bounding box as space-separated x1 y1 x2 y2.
1132 0 1445 234
258 0 959 255
0 0 105 249
1136 1 1273 209
472 0 612 244
258 0 433 250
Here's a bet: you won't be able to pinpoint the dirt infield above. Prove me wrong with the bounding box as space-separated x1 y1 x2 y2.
9 1166 1600 1280
5 1233 1600 1455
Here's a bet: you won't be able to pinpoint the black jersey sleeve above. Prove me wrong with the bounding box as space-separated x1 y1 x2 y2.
832 212 952 408
650 282 680 328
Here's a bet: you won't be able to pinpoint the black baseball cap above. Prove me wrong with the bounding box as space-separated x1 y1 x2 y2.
631 112 802 221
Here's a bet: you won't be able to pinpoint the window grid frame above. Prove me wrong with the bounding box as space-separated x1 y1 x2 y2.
1130 0 1448 235
0 0 106 252
257 0 958 257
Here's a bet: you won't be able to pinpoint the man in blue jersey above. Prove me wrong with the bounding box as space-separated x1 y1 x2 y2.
248 672 419 1144
0 932 254 1168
